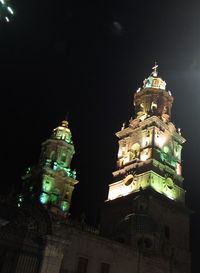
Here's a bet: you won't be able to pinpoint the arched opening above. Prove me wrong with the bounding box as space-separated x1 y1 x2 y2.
50 188 60 204
61 153 67 163
50 151 56 161
131 143 140 158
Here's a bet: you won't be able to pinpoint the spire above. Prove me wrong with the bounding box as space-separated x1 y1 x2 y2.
65 112 70 123
152 61 158 77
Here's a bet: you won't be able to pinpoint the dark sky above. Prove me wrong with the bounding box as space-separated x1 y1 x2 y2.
1 0 200 271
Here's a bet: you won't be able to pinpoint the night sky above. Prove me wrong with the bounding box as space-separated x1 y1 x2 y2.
1 0 200 272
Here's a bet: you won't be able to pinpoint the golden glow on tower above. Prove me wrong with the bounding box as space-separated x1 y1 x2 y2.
107 65 186 203
134 65 173 123
53 120 72 143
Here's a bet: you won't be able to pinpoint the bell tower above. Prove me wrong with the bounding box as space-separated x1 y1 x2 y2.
107 64 185 202
19 120 78 218
39 120 78 217
101 65 191 273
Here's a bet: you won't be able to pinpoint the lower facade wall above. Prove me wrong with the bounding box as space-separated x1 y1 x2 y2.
58 226 190 273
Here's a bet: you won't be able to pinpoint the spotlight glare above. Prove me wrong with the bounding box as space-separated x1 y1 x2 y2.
7 6 13 14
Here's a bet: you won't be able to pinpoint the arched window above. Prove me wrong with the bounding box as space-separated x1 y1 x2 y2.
50 151 56 161
50 188 60 204
131 143 140 158
61 153 66 163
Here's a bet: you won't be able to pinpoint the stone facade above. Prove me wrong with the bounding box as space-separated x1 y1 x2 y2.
0 66 191 273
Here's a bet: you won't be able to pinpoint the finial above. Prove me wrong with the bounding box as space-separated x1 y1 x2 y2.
65 112 70 122
152 61 158 77
62 120 69 128
61 112 70 128
121 122 126 130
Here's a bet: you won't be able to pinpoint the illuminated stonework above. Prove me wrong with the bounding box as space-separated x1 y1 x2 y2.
101 65 190 271
53 120 72 143
134 65 173 124
19 120 78 218
107 66 186 203
39 120 78 217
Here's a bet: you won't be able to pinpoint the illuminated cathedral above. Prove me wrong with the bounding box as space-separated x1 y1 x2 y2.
0 65 191 273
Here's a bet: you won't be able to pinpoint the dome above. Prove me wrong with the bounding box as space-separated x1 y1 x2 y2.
52 120 72 143
143 64 166 90
143 76 166 90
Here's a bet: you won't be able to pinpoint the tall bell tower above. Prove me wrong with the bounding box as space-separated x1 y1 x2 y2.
39 120 78 217
101 65 191 273
19 120 78 218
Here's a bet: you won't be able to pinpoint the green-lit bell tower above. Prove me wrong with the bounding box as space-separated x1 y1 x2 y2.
19 120 78 218
39 120 78 217
101 64 191 273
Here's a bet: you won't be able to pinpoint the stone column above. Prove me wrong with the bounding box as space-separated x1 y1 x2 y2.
39 235 70 273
